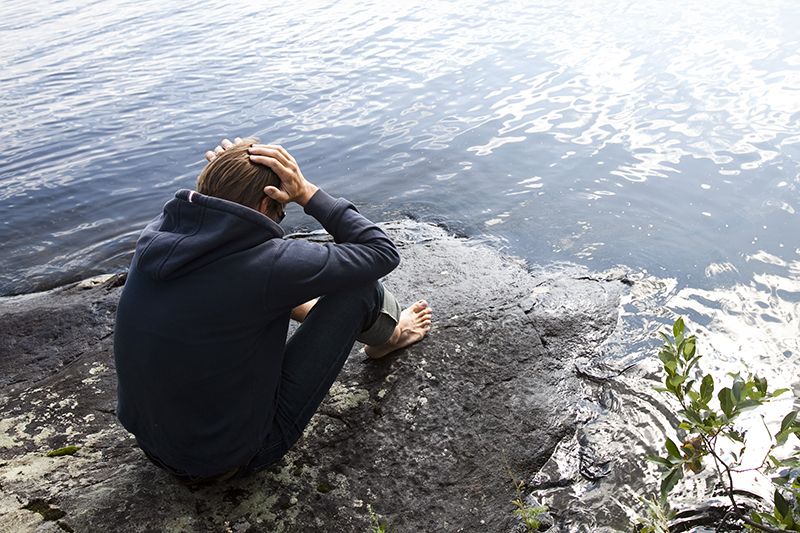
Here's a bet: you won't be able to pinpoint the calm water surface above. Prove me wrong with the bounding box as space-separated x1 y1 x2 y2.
2 0 799 525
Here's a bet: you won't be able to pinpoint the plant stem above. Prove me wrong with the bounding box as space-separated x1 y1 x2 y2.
715 510 732 533
705 437 739 514
705 440 785 533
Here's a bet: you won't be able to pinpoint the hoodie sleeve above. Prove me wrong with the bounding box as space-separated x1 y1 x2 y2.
263 189 400 311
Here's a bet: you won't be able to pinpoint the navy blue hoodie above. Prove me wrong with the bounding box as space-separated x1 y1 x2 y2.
114 188 399 477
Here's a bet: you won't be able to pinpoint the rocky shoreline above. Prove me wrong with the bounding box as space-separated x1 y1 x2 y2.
1 222 639 533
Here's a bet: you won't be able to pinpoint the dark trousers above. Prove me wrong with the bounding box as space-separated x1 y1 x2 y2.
234 280 387 478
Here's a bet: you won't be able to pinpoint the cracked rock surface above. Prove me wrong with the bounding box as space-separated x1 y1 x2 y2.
0 222 631 533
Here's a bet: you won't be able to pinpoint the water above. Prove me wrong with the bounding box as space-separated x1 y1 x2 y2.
2 0 799 525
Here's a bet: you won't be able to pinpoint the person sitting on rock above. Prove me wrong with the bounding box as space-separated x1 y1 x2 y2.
113 137 432 484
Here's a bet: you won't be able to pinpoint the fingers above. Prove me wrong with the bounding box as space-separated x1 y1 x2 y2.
248 145 300 185
204 137 245 162
248 144 295 171
204 146 225 162
249 145 318 207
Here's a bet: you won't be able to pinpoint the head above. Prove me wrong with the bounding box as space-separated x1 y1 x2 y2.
196 138 285 222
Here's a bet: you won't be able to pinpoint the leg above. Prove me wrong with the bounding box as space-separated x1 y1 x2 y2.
238 282 384 476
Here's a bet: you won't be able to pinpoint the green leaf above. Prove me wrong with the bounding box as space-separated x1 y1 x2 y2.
754 375 768 395
773 472 791 486
776 427 800 446
751 510 764 525
703 412 722 429
732 380 744 403
727 430 744 443
781 457 800 468
773 388 790 397
668 375 688 388
683 339 696 359
660 467 683 502
719 388 734 418
673 317 685 339
665 438 682 459
762 512 780 527
685 358 701 376
775 489 791 521
680 408 703 426
733 398 762 413
658 350 675 363
748 386 764 401
781 411 799 434
700 374 714 403
645 455 673 469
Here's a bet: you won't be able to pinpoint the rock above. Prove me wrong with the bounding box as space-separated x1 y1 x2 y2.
0 222 630 533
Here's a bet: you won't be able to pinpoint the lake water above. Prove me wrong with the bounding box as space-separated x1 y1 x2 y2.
2 0 799 526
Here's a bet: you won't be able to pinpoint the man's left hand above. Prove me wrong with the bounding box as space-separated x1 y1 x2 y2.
205 137 243 162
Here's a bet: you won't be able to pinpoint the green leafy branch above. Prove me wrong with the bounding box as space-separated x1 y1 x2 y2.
636 495 675 533
503 451 549 532
644 317 800 532
367 505 394 533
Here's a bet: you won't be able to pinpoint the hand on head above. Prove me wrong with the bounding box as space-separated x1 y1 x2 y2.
205 137 242 162
203 138 319 208
248 144 318 207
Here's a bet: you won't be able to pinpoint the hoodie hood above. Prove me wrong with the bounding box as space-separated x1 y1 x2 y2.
134 189 283 281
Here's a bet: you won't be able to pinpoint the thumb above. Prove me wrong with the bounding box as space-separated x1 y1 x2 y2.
264 186 288 202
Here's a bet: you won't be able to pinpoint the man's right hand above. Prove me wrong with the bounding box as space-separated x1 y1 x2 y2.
248 145 319 208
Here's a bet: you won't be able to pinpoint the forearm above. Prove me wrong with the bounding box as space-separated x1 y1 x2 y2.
303 189 395 248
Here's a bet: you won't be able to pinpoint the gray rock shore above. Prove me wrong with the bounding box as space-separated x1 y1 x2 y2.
0 222 637 533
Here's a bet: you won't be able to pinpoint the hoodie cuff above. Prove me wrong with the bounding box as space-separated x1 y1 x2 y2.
303 189 339 222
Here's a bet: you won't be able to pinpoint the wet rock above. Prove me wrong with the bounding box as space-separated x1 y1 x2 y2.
0 222 630 532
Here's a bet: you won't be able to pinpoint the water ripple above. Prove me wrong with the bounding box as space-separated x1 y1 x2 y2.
2 0 800 298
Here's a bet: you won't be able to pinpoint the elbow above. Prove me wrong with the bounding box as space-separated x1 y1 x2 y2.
389 248 401 270
381 242 401 275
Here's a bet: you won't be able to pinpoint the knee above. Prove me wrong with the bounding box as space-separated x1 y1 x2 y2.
315 281 383 315
353 280 383 305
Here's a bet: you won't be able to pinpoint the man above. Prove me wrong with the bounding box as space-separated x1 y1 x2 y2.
114 138 432 484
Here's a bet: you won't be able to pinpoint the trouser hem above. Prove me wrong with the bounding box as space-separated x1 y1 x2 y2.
356 286 400 346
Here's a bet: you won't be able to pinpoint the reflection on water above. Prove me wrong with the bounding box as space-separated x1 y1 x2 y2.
674 252 800 381
2 0 799 293
2 0 800 528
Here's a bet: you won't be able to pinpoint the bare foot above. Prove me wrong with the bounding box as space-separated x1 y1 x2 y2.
365 301 432 359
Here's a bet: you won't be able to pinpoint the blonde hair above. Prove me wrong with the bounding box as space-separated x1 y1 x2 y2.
196 138 281 214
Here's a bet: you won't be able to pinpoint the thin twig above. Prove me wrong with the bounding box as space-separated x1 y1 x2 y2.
704 441 785 533
704 436 740 514
715 509 733 533
737 513 785 533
